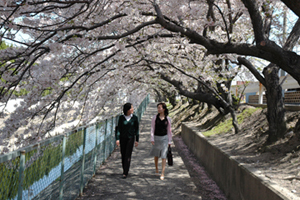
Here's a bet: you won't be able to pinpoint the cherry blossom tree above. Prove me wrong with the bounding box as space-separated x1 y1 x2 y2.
0 0 300 151
114 35 242 132
147 0 300 141
151 0 300 142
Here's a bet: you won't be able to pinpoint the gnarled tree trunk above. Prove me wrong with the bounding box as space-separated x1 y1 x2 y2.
263 64 287 142
217 79 240 134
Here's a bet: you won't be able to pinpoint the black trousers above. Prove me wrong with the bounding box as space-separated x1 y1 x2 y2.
120 137 135 176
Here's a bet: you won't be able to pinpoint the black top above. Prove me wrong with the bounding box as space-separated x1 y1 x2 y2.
154 114 168 136
116 114 139 142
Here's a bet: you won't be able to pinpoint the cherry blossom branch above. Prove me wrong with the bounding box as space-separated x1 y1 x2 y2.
18 13 127 31
28 0 91 5
240 0 265 44
213 3 231 43
153 3 300 84
60 20 158 42
226 0 233 33
237 17 300 91
283 18 300 51
143 58 232 111
280 0 300 17
0 48 50 99
237 57 266 87
0 5 20 30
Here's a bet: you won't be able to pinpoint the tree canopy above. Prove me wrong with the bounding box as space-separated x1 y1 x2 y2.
0 0 300 150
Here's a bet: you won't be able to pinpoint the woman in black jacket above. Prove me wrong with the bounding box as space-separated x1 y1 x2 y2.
115 103 139 179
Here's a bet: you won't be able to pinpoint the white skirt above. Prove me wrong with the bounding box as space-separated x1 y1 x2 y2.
149 135 168 159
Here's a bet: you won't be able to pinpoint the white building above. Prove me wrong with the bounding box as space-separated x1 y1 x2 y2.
231 70 300 104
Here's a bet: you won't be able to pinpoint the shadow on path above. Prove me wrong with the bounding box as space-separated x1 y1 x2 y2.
76 103 226 200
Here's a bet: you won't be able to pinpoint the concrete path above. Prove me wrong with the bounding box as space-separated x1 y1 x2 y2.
75 103 225 200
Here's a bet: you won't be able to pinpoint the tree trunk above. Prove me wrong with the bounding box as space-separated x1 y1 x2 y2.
230 109 240 134
200 102 205 110
152 88 162 102
217 80 240 133
168 92 177 107
207 103 212 110
263 64 287 142
160 73 227 114
228 97 240 134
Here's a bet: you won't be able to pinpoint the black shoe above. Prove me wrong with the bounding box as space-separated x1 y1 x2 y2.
122 174 127 179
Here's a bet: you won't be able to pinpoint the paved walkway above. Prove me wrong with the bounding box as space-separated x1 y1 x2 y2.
76 103 226 200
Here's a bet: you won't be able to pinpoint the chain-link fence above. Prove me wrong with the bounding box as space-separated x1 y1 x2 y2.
0 94 149 200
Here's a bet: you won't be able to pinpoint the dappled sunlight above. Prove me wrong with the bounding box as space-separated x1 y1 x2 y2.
75 103 226 199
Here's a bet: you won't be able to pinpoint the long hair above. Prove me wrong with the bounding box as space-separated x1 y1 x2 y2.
157 102 169 116
123 102 132 115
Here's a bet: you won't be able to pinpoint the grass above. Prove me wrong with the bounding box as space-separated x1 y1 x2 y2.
202 107 261 137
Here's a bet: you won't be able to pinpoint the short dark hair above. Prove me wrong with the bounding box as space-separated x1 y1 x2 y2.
123 103 132 115
157 102 169 116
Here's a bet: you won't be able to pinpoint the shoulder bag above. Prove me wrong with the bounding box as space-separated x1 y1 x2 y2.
167 145 173 166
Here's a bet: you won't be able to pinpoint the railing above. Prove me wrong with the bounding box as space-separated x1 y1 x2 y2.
0 94 150 200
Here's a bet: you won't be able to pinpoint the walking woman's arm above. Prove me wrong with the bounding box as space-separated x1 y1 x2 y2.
116 116 122 146
167 117 173 145
134 116 139 147
135 116 139 142
151 116 156 145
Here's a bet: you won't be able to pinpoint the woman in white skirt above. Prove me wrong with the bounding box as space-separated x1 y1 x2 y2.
149 102 172 180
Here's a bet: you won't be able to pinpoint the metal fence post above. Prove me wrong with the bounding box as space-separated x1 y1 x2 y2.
18 150 25 200
104 119 107 162
59 135 67 200
107 118 111 156
110 117 114 154
80 128 87 195
114 117 118 149
93 124 98 176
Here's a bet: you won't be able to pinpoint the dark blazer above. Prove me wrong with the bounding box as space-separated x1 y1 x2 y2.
116 115 139 142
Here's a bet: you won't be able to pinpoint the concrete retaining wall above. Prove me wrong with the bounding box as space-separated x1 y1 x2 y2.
181 123 291 200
